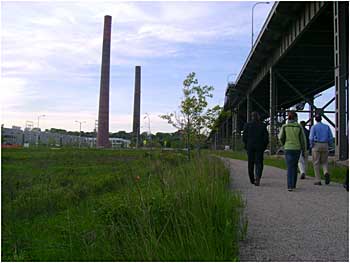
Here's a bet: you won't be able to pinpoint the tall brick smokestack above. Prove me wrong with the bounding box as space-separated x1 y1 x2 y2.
133 66 141 147
97 15 112 148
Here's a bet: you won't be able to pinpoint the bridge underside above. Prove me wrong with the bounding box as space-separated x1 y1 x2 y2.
212 2 348 160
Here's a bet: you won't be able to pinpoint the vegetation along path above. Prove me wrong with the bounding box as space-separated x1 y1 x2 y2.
221 158 348 262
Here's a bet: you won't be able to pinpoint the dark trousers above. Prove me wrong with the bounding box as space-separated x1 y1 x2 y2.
285 150 301 189
247 148 264 184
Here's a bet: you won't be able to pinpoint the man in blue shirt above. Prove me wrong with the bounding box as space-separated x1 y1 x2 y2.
309 114 333 185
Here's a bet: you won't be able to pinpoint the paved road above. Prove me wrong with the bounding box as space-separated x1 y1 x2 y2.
221 158 349 262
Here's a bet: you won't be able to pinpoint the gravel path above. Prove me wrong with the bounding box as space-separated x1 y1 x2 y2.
222 158 349 262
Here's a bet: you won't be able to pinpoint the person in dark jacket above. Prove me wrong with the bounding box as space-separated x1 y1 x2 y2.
242 112 269 186
298 121 310 179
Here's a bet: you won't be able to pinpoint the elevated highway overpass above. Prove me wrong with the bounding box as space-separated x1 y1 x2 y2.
212 1 348 160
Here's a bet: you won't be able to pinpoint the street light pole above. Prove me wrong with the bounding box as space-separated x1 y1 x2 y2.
251 2 270 49
37 114 46 130
75 120 86 148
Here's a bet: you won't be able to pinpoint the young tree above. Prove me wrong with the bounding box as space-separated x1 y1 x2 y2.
160 72 221 160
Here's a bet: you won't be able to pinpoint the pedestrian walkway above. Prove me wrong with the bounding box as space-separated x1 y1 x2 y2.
222 158 349 262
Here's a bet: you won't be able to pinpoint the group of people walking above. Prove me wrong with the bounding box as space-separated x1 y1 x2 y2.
243 111 333 191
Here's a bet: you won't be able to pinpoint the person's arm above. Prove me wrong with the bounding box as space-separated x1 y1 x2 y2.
278 125 286 146
309 126 315 149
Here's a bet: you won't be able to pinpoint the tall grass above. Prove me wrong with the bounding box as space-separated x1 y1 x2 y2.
2 148 244 261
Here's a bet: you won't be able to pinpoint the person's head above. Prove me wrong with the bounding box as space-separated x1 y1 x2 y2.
300 121 306 127
287 111 298 121
315 114 322 122
251 111 261 122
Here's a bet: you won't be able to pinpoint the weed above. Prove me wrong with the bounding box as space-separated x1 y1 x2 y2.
2 148 244 261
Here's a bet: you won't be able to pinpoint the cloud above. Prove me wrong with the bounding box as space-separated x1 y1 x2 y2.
1 1 274 133
137 24 213 43
91 2 155 24
0 77 44 111
31 17 63 27
2 1 270 80
1 78 27 110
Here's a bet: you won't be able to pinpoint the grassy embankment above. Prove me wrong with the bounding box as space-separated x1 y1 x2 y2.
215 150 347 184
2 148 244 261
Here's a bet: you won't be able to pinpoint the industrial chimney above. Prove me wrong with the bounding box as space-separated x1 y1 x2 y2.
132 66 141 147
97 15 112 148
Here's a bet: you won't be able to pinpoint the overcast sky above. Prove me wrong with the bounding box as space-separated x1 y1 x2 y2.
1 1 335 134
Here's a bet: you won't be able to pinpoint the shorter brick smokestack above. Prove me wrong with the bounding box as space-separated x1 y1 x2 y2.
133 66 141 147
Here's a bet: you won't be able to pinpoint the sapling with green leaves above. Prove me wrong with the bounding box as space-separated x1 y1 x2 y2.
161 72 221 160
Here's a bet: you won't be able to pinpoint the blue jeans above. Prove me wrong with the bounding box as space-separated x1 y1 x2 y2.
285 150 301 189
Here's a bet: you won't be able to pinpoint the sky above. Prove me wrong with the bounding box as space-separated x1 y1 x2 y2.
1 1 335 134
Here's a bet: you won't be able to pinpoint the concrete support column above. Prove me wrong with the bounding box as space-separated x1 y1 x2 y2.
219 124 223 147
228 113 232 148
217 126 221 148
334 2 349 160
221 122 224 147
232 109 237 151
225 123 227 147
236 102 242 138
269 68 277 154
309 97 314 129
282 109 287 124
247 93 252 123
223 120 227 145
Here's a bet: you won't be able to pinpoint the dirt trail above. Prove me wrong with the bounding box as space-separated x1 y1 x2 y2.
222 158 349 262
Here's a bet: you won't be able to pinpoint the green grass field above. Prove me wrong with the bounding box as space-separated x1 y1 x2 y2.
2 148 244 261
215 150 348 184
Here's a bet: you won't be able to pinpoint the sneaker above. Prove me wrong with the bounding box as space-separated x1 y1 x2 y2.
300 173 306 179
325 173 330 185
288 188 293 191
314 182 322 186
